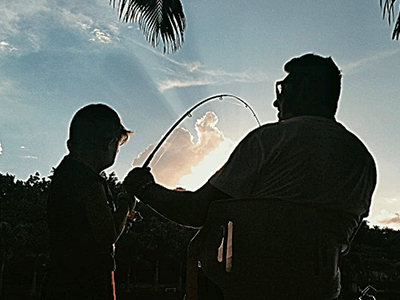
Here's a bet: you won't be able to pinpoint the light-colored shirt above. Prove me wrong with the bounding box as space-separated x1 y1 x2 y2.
210 116 377 241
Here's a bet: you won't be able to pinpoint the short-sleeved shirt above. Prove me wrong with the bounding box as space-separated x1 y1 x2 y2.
210 116 377 242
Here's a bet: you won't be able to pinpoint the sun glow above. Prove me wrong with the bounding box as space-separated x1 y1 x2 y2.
179 138 236 190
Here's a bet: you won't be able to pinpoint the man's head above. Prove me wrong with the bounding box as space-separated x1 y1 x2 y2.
67 103 133 169
273 53 342 121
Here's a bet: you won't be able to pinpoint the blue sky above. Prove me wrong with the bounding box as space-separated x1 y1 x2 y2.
1 0 400 229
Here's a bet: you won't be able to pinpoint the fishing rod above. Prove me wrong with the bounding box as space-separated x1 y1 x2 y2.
142 94 261 168
124 94 260 226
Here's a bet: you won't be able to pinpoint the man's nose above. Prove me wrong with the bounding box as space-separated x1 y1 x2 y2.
273 99 279 107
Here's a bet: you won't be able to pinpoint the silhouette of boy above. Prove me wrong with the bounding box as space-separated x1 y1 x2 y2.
42 104 135 300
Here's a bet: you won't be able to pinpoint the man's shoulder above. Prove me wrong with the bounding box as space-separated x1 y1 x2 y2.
278 116 351 137
251 116 336 132
51 156 104 192
248 121 281 135
247 119 305 139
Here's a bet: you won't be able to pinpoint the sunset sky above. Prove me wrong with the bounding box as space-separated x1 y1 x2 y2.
1 0 400 229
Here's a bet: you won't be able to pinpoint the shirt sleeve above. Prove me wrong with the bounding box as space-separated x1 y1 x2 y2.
209 131 263 198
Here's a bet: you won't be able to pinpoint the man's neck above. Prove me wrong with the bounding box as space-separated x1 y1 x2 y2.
69 152 103 174
282 111 335 121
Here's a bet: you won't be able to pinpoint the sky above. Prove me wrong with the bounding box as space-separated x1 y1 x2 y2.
0 0 400 230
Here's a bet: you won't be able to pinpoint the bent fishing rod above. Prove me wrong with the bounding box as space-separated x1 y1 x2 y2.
124 94 261 226
142 94 261 168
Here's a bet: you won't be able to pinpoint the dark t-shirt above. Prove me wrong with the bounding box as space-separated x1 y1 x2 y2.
47 155 115 271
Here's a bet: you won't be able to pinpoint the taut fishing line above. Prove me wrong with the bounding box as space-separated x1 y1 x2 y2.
142 94 261 168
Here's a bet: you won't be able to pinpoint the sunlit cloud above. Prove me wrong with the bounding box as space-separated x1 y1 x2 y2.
367 197 400 230
179 139 235 190
380 213 400 226
158 61 269 92
131 111 229 189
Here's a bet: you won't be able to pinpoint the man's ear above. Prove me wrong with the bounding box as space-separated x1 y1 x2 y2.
105 140 113 151
106 137 118 151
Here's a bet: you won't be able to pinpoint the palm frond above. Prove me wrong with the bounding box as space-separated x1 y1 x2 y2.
380 0 400 40
110 0 186 53
392 16 400 39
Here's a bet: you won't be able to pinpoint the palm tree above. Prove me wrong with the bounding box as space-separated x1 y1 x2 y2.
381 0 400 39
110 0 186 53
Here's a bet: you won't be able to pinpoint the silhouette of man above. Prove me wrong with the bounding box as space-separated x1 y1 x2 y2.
42 104 135 300
123 54 377 299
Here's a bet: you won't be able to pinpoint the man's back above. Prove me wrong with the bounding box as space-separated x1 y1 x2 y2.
210 116 377 243
47 155 114 270
202 116 376 299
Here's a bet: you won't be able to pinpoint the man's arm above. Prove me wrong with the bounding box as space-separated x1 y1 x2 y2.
112 194 132 240
85 182 130 247
124 169 230 227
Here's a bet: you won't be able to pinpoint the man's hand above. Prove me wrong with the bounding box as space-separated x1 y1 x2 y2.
123 167 155 197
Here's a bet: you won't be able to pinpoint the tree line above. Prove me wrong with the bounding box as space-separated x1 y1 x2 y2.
0 171 196 299
1 171 400 299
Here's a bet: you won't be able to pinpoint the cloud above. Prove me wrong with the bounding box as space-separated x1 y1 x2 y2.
0 1 52 52
0 141 2 155
0 79 15 95
157 59 269 92
132 111 226 189
0 41 17 52
341 48 400 74
20 156 38 159
58 7 94 31
179 139 235 190
0 1 122 54
90 28 113 43
379 213 400 226
366 197 400 230
0 1 51 35
18 146 37 159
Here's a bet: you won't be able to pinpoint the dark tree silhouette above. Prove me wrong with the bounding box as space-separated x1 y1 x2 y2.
381 0 400 39
341 220 400 299
110 0 186 53
0 170 195 298
0 172 50 299
3 170 400 299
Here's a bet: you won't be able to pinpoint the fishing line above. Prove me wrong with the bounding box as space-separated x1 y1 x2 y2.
151 127 180 167
142 94 261 168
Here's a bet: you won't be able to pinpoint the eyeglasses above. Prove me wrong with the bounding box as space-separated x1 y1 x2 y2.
275 80 286 98
276 74 307 99
275 76 302 99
